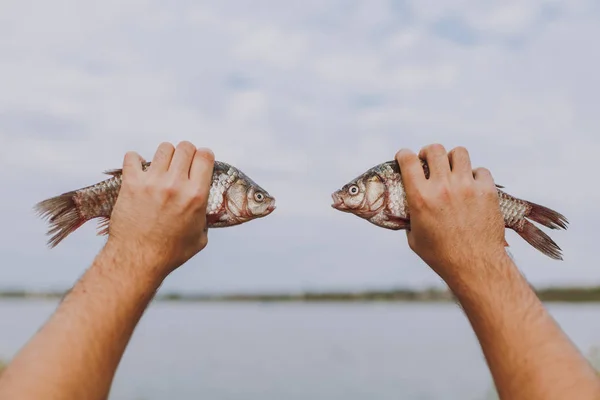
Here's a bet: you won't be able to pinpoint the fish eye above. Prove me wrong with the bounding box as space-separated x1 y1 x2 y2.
254 192 265 202
348 185 359 195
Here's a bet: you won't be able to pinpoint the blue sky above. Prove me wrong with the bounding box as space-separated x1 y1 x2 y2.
0 0 599 294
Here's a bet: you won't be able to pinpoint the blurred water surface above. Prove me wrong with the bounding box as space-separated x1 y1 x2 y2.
0 300 598 400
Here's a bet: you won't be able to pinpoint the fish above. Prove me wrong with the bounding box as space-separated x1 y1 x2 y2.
34 160 276 248
331 159 569 260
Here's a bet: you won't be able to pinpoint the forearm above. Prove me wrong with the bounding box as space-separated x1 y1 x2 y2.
0 241 164 400
451 253 600 400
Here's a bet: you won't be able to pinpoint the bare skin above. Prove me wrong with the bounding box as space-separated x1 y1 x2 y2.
0 141 215 400
396 144 600 400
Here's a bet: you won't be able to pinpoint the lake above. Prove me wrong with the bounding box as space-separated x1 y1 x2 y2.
0 300 598 400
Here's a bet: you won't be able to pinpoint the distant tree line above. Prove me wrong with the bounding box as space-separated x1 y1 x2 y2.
3 286 600 302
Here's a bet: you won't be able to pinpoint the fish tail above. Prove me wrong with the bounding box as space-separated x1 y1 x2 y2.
34 191 87 248
516 220 564 260
526 201 569 230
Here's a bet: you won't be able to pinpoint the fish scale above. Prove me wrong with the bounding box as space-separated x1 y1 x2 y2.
208 168 236 215
499 191 530 229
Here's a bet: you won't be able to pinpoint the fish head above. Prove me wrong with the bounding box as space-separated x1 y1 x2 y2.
331 169 386 219
245 184 276 218
222 170 276 224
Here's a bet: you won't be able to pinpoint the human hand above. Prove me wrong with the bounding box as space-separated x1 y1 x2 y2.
106 141 215 278
395 144 507 286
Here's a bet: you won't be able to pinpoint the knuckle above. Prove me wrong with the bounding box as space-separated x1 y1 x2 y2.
138 184 153 198
436 184 451 201
475 167 492 178
460 183 476 197
198 148 215 163
431 143 446 152
423 143 446 155
142 183 155 197
155 143 175 159
122 151 142 169
483 185 498 196
177 140 196 153
161 180 180 197
450 146 469 159
124 151 138 161
395 149 410 162
158 141 175 151
408 191 425 209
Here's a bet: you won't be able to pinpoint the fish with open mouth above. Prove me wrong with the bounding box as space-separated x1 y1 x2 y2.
35 160 276 248
331 159 568 260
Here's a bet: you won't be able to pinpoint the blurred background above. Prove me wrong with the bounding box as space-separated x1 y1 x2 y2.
0 0 599 398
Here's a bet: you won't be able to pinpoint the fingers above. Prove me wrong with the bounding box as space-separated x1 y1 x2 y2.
122 151 144 178
473 167 496 190
190 147 215 204
419 144 450 179
169 141 197 178
473 167 492 182
448 146 472 178
150 142 175 173
396 149 426 197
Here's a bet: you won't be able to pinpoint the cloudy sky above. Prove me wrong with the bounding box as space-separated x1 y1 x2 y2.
0 0 598 294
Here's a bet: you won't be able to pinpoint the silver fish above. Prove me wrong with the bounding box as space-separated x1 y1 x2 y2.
35 160 276 248
331 160 568 260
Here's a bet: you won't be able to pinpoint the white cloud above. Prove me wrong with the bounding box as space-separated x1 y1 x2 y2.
1 0 599 291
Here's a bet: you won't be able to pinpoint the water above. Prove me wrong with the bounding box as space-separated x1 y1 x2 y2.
0 300 598 400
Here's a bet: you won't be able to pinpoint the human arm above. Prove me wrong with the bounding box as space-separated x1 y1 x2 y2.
396 144 600 400
0 141 215 400
455 251 600 399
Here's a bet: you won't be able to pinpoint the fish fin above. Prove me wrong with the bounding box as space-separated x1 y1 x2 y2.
96 217 111 236
103 161 151 176
526 201 569 230
516 220 563 260
34 191 86 248
383 212 411 229
103 168 122 177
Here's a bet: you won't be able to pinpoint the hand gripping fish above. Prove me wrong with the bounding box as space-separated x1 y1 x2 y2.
331 159 568 260
35 160 276 248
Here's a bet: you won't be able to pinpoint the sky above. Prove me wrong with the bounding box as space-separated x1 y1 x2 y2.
0 0 599 294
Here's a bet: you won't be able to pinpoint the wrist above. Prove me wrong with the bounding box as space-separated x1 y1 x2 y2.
99 238 169 288
443 248 521 300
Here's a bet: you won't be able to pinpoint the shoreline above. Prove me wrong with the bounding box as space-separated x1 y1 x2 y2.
1 286 600 303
